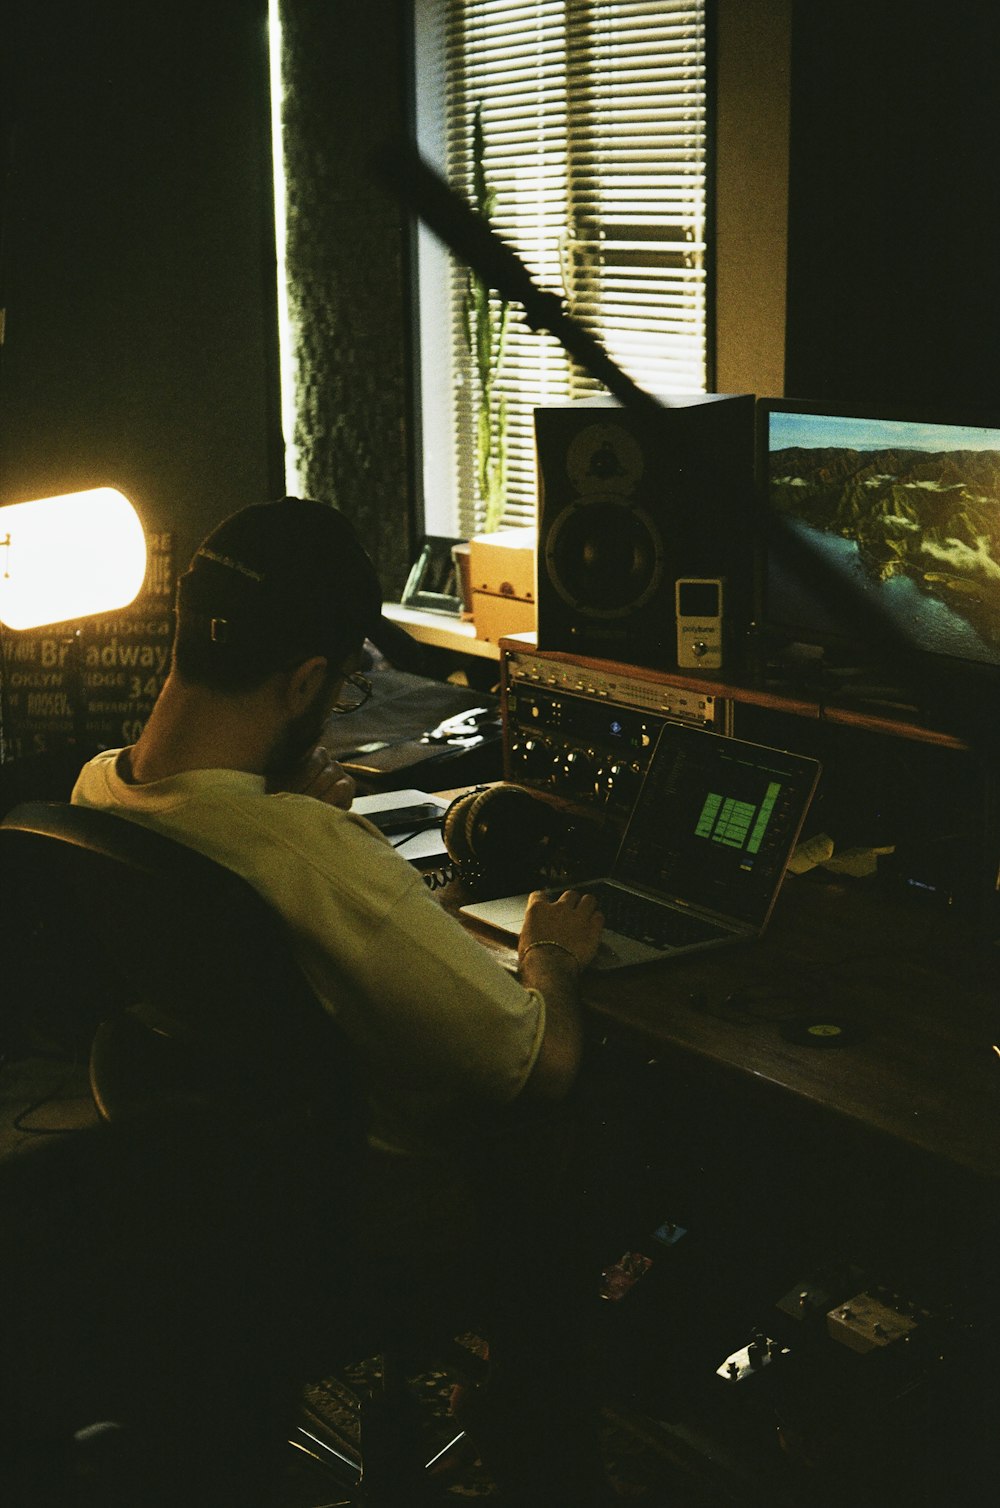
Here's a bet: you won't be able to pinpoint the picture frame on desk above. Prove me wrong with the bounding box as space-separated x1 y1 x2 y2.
401 535 464 617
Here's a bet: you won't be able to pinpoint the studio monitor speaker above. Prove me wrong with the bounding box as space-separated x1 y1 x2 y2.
535 395 756 669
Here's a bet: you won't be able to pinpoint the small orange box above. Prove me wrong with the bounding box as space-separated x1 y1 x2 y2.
469 529 535 602
469 529 536 643
471 591 537 645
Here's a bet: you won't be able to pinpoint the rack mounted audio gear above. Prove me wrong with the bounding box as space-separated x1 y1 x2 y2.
501 642 731 822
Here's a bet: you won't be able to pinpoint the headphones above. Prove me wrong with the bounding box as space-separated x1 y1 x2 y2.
440 782 568 889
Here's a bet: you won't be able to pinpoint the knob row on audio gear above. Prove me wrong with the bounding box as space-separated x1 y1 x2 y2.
507 734 646 813
506 699 686 815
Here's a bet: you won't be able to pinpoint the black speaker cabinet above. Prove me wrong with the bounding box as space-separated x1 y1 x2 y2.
535 395 756 670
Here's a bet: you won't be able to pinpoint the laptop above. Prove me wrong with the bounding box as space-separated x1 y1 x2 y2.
460 724 821 970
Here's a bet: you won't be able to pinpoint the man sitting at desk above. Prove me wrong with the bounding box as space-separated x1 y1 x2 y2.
72 496 607 1502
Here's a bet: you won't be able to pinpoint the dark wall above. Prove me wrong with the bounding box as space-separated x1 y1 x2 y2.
785 2 1000 411
10 0 998 602
0 0 283 576
276 0 415 598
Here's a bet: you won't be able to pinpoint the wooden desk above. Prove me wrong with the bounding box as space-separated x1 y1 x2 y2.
444 804 998 1501
445 824 1000 1505
456 870 1000 1182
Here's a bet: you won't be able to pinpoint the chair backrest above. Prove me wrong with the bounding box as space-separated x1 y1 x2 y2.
0 800 365 1144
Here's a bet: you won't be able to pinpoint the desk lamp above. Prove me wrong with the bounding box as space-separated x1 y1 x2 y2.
0 488 147 766
0 488 146 632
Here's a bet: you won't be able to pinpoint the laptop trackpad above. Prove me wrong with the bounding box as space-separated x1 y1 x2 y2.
458 894 664 970
459 893 533 936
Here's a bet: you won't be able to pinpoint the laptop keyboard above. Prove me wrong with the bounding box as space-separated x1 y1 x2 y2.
585 882 731 950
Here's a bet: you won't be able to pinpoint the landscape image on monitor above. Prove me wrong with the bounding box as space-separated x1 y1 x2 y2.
767 411 1000 665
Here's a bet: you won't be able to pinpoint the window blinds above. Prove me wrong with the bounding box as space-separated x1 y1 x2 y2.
437 0 707 534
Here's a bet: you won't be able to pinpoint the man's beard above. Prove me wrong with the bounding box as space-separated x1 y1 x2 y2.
263 684 334 791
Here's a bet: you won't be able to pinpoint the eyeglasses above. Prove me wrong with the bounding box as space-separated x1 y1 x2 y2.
330 670 373 716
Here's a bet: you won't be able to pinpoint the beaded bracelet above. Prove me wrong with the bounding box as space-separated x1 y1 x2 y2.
518 939 581 971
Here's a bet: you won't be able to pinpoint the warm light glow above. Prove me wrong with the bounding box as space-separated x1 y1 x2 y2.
268 0 302 495
0 488 146 630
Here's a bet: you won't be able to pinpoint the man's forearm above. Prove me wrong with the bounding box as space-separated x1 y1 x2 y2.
517 946 584 1099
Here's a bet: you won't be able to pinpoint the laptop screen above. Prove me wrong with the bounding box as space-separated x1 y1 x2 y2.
615 726 821 927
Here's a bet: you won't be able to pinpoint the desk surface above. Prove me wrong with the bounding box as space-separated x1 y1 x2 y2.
454 870 1000 1181
383 602 499 660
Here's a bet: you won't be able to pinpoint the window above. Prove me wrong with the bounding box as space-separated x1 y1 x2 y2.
415 0 709 539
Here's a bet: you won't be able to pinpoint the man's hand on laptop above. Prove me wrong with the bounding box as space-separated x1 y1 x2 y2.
517 889 605 975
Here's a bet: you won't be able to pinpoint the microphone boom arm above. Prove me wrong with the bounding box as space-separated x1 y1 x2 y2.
376 141 666 420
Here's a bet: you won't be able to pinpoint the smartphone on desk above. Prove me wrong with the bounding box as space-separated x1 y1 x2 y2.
364 801 444 836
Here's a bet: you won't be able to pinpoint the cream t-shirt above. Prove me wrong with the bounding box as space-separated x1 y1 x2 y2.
72 750 545 1154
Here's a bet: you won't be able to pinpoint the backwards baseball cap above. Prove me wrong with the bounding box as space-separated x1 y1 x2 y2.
175 497 421 675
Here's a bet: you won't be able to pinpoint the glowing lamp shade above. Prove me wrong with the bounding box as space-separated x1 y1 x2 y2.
0 488 147 631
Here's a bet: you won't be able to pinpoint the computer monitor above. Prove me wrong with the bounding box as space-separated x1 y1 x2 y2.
758 399 1000 689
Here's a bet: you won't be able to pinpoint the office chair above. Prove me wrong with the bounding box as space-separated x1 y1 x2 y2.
0 799 479 1506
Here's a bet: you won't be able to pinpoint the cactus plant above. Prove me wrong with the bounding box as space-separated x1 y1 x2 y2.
463 103 510 533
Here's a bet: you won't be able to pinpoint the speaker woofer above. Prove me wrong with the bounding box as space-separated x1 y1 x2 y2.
544 496 665 618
